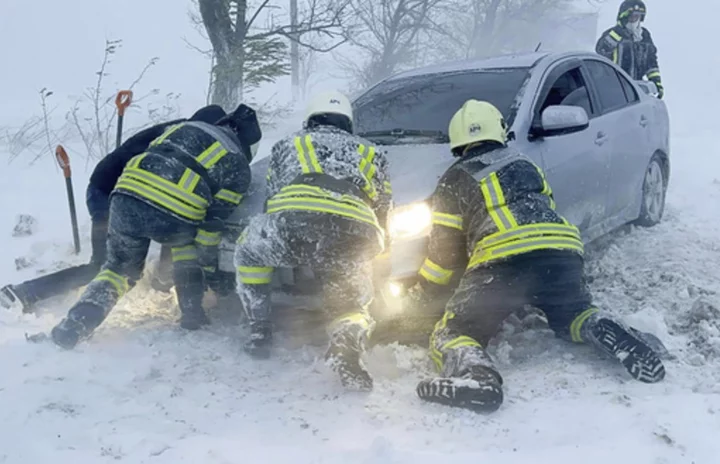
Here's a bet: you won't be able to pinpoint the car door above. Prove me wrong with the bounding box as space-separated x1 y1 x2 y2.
528 62 611 234
583 59 649 223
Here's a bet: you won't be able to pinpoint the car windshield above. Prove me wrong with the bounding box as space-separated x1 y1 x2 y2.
353 68 530 144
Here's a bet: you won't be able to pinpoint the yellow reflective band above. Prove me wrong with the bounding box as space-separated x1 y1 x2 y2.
441 335 482 352
93 269 130 297
383 181 393 194
609 30 622 41
478 223 581 250
329 312 371 331
195 229 222 246
431 212 463 230
294 136 311 173
536 166 556 210
122 168 209 209
150 123 184 146
273 186 370 211
203 266 215 273
429 311 455 372
127 154 146 169
294 135 323 174
171 245 198 262
362 182 378 200
237 265 274 284
479 172 518 232
214 189 243 205
358 144 378 199
469 236 584 269
115 178 207 221
304 134 322 172
196 141 228 169
612 49 618 63
266 197 379 227
179 169 202 192
419 258 454 285
570 307 600 343
647 71 661 79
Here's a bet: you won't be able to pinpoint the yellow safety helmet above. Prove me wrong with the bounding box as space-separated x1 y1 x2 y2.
448 99 507 152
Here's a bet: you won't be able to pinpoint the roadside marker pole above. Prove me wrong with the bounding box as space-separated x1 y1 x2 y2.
55 145 80 255
115 90 133 149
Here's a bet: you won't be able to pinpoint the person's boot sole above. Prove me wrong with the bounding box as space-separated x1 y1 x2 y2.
416 376 503 413
590 318 666 383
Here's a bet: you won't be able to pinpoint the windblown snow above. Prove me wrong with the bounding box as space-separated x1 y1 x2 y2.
2 1 720 462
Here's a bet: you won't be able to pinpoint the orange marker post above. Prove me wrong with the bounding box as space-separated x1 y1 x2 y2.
55 145 80 254
115 90 133 149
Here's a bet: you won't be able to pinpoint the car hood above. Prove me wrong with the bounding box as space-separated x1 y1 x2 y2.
224 143 455 230
384 143 456 205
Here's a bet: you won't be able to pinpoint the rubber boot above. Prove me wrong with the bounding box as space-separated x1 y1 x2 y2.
51 302 106 349
416 364 504 413
325 322 373 391
244 320 273 359
179 306 210 331
581 314 666 383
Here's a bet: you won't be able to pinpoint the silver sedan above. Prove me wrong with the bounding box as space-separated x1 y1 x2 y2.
217 50 670 324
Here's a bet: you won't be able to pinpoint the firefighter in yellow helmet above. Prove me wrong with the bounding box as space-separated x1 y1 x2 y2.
404 99 666 413
234 90 392 391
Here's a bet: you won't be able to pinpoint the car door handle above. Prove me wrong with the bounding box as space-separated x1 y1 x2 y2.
640 115 648 127
595 131 608 146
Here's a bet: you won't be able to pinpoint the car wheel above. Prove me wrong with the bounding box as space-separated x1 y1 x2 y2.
634 155 666 227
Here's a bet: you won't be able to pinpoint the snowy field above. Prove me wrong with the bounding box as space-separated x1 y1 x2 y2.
2 130 720 463
3 1 720 463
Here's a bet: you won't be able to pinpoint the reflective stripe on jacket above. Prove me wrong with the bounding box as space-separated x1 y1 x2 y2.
418 146 583 289
113 121 250 225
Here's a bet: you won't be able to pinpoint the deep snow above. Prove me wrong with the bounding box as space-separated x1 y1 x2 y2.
3 1 720 462
2 134 719 463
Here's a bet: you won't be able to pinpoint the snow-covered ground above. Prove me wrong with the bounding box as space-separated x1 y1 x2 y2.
2 132 719 464
3 2 720 462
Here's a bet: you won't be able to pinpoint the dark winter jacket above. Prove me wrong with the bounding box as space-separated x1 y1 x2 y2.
265 125 393 235
417 144 583 294
596 25 661 83
596 1 661 94
112 120 252 233
86 105 227 221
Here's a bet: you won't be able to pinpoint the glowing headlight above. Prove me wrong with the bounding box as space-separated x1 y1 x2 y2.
388 202 432 240
388 282 403 297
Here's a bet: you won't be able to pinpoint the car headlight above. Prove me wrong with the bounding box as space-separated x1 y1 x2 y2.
388 202 432 240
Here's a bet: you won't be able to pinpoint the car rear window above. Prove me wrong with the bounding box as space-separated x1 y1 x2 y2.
353 68 530 135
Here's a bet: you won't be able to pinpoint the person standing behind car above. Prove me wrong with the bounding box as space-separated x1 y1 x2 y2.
596 0 664 98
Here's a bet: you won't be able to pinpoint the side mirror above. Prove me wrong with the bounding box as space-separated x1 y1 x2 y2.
635 80 658 97
534 105 589 138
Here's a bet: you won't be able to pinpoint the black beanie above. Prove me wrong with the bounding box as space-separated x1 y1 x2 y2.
189 104 227 124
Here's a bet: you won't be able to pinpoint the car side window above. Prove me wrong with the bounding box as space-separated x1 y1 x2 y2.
584 60 629 112
538 67 593 117
616 70 639 103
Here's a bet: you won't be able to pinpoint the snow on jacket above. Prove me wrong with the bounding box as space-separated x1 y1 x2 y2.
265 125 393 234
417 144 583 293
112 121 252 233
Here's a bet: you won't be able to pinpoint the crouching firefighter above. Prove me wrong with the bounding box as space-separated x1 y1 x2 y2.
234 90 392 391
0 105 226 313
405 100 666 413
50 103 262 349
